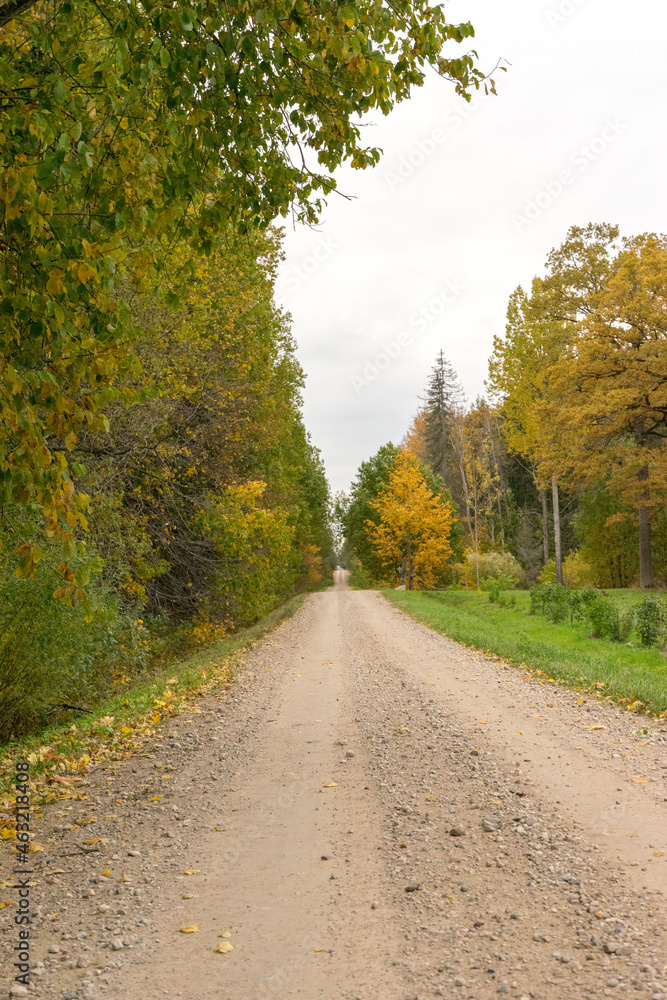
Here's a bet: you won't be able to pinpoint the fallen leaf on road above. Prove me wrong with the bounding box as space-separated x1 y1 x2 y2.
0 900 13 909
120 874 133 883
180 924 199 934
322 782 337 788
213 940 233 953
425 796 438 802
101 870 112 877
583 725 608 730
654 851 665 857
83 838 102 846
478 720 488 725
46 870 65 876
394 727 410 733
182 893 195 899
219 930 231 938
313 948 325 952
183 870 201 876
530 714 548 718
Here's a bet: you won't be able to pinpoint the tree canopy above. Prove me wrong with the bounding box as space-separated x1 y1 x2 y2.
0 0 486 557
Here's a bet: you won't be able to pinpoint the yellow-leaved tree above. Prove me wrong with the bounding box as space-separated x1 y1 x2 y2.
366 452 455 589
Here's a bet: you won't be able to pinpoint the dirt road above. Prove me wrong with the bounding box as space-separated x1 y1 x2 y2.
6 573 667 1000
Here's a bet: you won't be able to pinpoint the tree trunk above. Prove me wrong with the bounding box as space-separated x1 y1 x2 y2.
497 493 505 547
406 529 413 591
539 490 549 566
552 477 563 585
638 465 653 588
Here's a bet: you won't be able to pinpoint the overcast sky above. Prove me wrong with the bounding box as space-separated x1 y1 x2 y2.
274 0 667 494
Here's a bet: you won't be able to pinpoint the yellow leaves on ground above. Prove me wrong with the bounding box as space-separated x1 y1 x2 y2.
83 838 102 846
101 869 112 877
478 720 488 725
366 451 454 589
180 924 199 934
394 726 410 733
0 900 13 909
213 940 234 954
10 841 43 855
583 725 608 730
322 782 337 788
654 851 665 857
182 870 201 876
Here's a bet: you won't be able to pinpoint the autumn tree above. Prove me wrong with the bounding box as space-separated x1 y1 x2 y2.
0 0 488 574
366 451 454 589
402 409 430 465
548 233 667 587
487 224 621 583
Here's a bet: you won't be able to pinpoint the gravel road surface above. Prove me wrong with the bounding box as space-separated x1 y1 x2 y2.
3 572 666 1000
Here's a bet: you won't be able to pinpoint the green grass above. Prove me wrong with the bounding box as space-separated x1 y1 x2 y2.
0 594 306 795
385 589 667 717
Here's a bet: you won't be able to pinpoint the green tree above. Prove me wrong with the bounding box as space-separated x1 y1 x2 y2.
0 0 487 567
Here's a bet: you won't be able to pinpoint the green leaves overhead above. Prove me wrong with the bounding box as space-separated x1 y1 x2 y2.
0 0 483 573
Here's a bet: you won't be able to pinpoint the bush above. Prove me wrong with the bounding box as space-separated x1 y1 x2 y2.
635 596 664 647
0 562 143 742
456 550 526 590
587 595 634 643
539 552 595 588
530 583 571 623
485 575 517 603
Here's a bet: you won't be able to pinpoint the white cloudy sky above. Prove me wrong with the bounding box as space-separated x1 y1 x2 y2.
274 0 667 494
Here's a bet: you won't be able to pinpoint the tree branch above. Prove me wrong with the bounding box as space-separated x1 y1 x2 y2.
0 0 40 28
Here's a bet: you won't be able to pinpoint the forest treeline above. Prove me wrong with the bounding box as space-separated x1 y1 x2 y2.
340 223 667 593
0 0 489 738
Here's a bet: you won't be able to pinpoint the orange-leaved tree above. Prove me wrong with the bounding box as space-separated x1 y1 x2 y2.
366 451 454 589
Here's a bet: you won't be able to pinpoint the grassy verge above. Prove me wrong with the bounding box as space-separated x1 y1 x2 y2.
385 589 667 717
0 594 305 805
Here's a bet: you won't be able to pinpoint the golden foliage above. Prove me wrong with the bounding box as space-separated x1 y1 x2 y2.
366 451 454 589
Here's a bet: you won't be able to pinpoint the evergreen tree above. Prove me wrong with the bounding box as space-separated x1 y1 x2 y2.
423 351 466 505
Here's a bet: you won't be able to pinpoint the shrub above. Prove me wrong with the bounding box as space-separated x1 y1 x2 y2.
485 575 517 603
586 595 634 643
539 552 595 588
0 564 140 742
457 550 526 589
531 583 571 623
635 596 664 647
